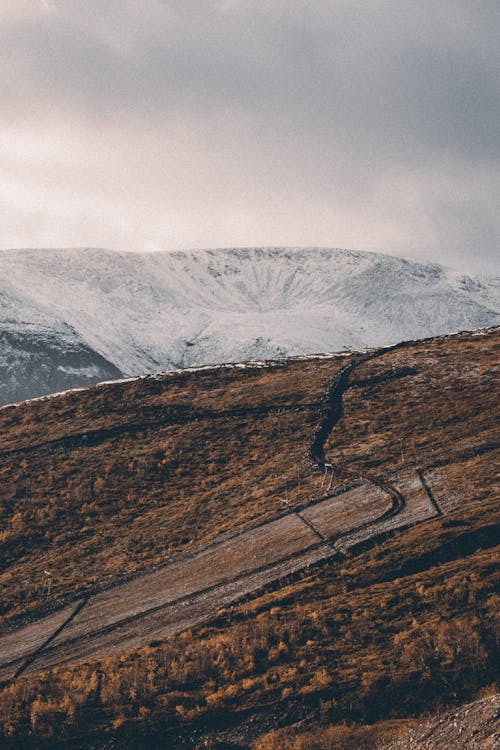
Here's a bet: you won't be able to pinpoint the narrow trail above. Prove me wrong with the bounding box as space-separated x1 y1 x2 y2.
309 344 408 527
13 597 89 679
295 511 336 551
416 469 443 516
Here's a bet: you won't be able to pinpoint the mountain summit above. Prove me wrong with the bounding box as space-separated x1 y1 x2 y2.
0 246 498 404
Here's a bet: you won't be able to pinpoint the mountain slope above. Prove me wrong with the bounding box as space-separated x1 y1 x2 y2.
0 286 122 404
0 246 498 404
0 328 497 748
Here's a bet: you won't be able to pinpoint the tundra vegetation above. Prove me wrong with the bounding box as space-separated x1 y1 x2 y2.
0 328 497 748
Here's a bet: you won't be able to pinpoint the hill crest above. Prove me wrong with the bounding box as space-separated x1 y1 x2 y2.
1 246 498 405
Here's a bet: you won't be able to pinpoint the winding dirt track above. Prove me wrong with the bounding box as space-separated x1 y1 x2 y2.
310 344 408 514
0 344 442 680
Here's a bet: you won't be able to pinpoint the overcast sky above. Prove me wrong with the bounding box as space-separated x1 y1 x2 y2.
1 1 499 273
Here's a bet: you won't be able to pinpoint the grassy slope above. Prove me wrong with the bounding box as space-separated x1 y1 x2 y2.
0 328 498 747
0 356 346 624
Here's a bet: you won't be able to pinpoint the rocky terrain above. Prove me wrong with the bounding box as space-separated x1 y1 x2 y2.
383 694 499 750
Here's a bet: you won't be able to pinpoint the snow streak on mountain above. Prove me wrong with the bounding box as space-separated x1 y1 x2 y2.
0 247 498 404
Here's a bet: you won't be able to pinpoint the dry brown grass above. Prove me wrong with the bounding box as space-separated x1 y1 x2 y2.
251 719 414 750
0 491 497 747
0 329 498 748
0 332 497 626
0 357 346 623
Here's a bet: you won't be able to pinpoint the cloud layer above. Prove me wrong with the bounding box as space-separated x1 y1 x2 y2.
1 1 499 272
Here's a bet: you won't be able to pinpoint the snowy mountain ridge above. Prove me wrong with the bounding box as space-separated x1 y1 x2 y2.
0 246 498 404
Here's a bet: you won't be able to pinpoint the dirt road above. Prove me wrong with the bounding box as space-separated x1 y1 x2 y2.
0 468 437 679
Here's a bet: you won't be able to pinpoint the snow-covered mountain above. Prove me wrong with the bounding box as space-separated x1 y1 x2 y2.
0 246 498 404
0 284 121 405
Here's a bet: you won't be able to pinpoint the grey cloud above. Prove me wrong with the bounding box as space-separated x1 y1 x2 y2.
427 197 500 271
2 3 498 152
0 1 499 273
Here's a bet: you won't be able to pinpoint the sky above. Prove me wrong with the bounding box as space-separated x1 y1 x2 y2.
0 0 499 274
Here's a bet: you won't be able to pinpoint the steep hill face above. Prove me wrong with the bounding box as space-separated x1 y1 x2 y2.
0 286 121 404
0 246 498 404
0 287 122 404
0 328 122 405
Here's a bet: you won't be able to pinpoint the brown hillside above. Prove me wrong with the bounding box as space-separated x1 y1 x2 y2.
0 330 496 626
0 328 498 748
